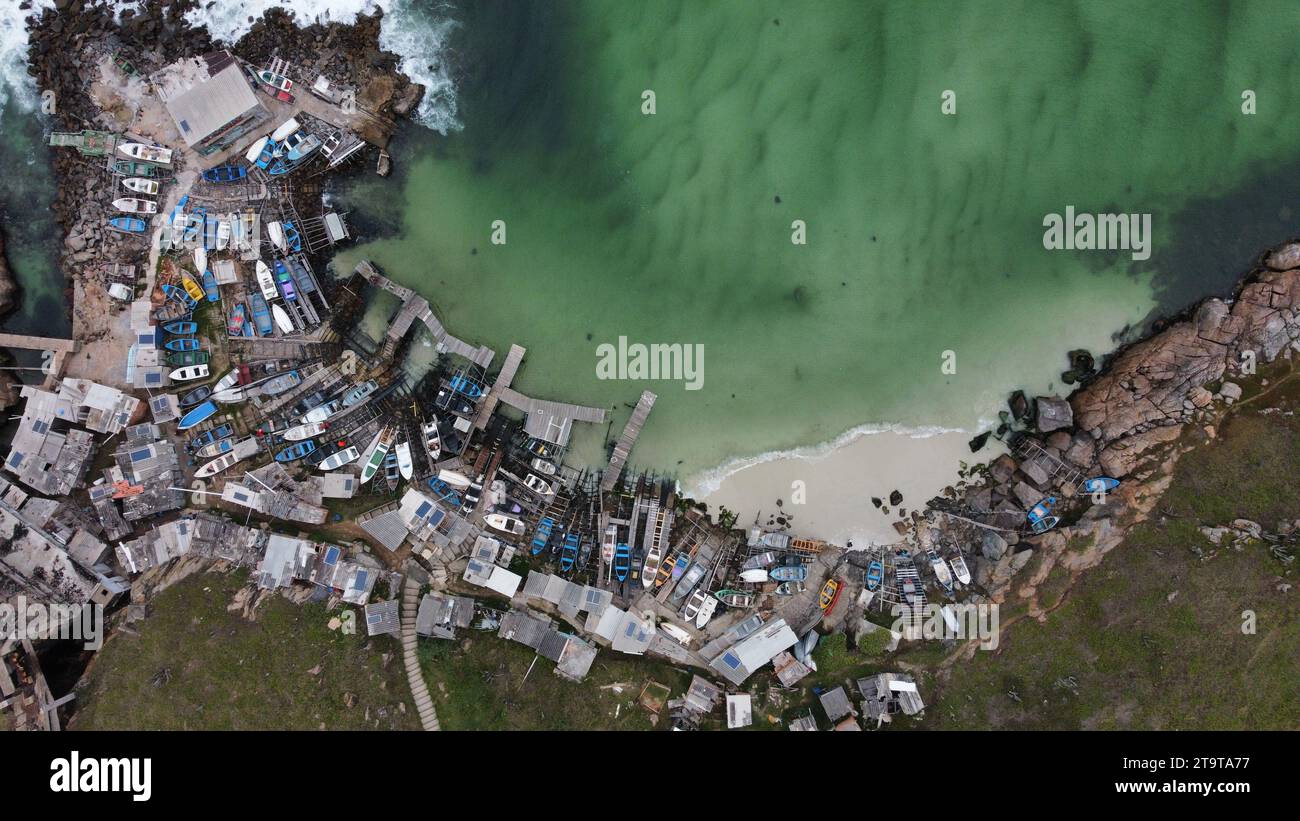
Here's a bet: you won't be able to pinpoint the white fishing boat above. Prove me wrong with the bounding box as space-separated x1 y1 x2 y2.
659 622 692 647
316 446 360 471
212 369 240 393
195 449 245 479
283 420 327 441
641 541 663 589
255 260 278 301
168 364 209 382
212 387 247 404
117 141 172 165
121 177 159 195
244 135 270 164
271 303 294 333
601 524 618 582
739 568 769 584
683 589 707 622
949 554 971 585
928 548 954 592
112 197 157 214
421 417 441 464
193 245 206 275
216 218 231 250
359 428 395 485
270 117 300 142
267 221 287 253
395 440 413 480
483 513 525 537
437 469 471 489
694 596 718 629
195 438 233 458
301 399 341 425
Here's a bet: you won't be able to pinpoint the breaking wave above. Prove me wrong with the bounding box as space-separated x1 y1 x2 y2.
0 0 51 114
182 0 462 133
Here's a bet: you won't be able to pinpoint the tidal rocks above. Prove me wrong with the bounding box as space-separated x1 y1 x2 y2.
968 431 991 452
888 489 903 506
1034 395 1073 432
0 228 18 318
1008 390 1030 421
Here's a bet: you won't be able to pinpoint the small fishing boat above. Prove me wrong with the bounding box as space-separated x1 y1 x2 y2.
212 369 240 394
740 551 777 570
267 221 287 253
180 274 204 303
949 554 971 585
865 559 885 591
316 446 360 471
195 438 233 459
275 440 317 463
274 260 297 300
117 142 172 165
683 589 707 622
694 596 718 629
202 165 247 184
178 385 210 408
613 543 631 582
359 428 396 485
427 478 461 507
195 450 240 479
188 424 233 451
395 440 413 480
301 399 341 424
164 337 199 352
121 177 159 195
203 269 220 302
249 293 273 336
715 589 754 608
530 457 557 476
163 284 195 308
769 564 808 583
282 221 302 252
775 580 806 596
437 469 472 489
1030 515 1059 534
270 116 300 142
670 553 690 580
112 197 157 214
641 541 663 589
255 139 276 170
601 525 617 573
449 375 484 398
257 370 300 396
654 553 676 588
212 386 247 404
271 303 294 334
383 451 401 491
215 219 231 251
421 417 441 463
112 160 156 177
283 420 327 441
163 320 197 336
169 364 209 382
107 216 147 233
165 350 209 367
738 568 769 584
285 134 320 163
177 400 218 430
659 622 692 647
244 135 270 164
1082 476 1120 494
1027 496 1056 524
818 577 842 613
927 547 954 592
484 513 526 537
559 532 580 573
226 303 246 336
530 517 554 555
340 379 377 407
255 260 278 301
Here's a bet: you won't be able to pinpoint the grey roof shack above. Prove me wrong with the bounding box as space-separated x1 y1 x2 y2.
154 51 269 156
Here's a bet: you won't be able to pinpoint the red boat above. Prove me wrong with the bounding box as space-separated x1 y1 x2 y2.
818 577 843 617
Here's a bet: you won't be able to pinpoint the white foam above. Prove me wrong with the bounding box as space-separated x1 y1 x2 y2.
182 0 462 133
0 0 52 114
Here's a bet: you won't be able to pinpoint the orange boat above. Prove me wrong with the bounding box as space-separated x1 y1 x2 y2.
818 577 842 614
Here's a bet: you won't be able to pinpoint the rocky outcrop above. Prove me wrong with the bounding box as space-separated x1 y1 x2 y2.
0 227 18 318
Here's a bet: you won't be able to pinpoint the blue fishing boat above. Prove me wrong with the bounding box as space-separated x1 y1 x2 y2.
282 221 302 252
614 543 631 582
449 375 483 399
1031 515 1060 535
163 320 197 336
267 158 293 176
183 206 204 243
1083 476 1120 494
274 260 297 301
177 400 219 430
275 440 317 463
226 303 246 336
426 478 461 506
559 532 580 572
202 165 247 183
1027 496 1056 524
670 552 690 579
163 337 199 352
531 517 554 556
188 423 234 451
249 293 273 336
108 216 146 233
769 564 808 583
865 560 884 591
162 284 196 308
255 140 276 169
202 269 219 302
178 385 210 409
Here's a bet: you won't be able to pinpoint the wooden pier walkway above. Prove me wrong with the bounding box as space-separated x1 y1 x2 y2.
498 387 607 448
356 261 495 367
602 391 656 491
0 333 78 353
474 344 525 430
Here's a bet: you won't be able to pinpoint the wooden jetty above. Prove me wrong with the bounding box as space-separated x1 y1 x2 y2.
497 387 606 448
602 391 656 491
474 344 525 431
355 260 495 367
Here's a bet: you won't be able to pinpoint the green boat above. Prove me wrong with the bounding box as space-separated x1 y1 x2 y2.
113 159 157 177
165 350 210 367
714 589 754 608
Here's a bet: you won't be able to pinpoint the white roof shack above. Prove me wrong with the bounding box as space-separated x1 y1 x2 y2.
709 617 798 686
726 694 753 729
462 557 522 599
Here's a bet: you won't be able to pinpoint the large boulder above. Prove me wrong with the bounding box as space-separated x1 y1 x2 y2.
1035 395 1073 432
1098 425 1183 477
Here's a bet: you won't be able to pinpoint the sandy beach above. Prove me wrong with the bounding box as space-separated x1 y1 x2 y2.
687 426 995 548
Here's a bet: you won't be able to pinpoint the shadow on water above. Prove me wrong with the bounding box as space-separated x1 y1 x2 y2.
1143 156 1300 324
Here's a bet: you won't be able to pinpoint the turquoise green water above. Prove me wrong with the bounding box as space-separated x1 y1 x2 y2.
337 0 1300 481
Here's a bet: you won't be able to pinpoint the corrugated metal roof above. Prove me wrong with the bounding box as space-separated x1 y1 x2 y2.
165 63 262 147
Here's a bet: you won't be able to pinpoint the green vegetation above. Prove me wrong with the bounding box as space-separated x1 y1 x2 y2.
73 569 419 730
